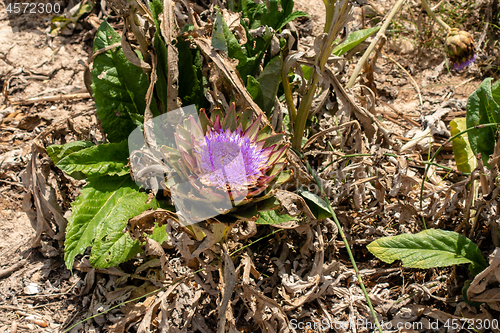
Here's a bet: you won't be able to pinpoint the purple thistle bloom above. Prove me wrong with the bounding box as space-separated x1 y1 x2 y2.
193 127 270 191
161 104 290 223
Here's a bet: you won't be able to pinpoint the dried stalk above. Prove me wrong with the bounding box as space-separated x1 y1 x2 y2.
291 0 352 150
420 0 451 31
345 0 406 89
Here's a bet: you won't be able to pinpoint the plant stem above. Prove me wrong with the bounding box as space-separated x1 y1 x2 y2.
291 0 351 150
345 0 407 89
420 0 451 31
293 149 383 333
282 61 297 122
291 70 319 150
323 0 336 34
325 197 383 332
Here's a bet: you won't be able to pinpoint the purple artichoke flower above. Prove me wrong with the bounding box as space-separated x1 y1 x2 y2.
445 29 476 71
160 104 290 225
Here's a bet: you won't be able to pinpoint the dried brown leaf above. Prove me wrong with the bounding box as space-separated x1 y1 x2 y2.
274 189 314 219
194 37 270 129
160 0 181 111
217 245 236 333
21 144 66 247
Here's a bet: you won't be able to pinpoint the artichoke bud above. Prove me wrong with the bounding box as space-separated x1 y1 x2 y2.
445 28 476 71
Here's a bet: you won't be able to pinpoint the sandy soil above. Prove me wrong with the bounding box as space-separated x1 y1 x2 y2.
0 0 95 331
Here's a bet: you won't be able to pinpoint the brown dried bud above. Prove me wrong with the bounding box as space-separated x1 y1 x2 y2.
445 28 476 71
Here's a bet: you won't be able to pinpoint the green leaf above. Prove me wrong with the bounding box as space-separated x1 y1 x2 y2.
466 78 500 165
65 176 159 269
55 140 130 180
220 12 261 84
301 65 312 81
450 118 477 173
257 55 282 114
367 229 487 275
332 26 380 56
47 141 95 164
261 0 309 31
246 76 265 109
297 189 332 219
261 0 280 29
212 10 228 53
241 0 267 29
177 37 204 109
149 222 169 245
154 31 169 113
91 20 149 142
256 210 297 225
492 79 500 106
149 0 163 33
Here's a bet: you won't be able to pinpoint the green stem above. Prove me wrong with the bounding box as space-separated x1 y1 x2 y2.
292 149 383 333
325 198 383 331
291 73 319 150
291 0 351 150
345 0 407 89
420 0 451 31
323 0 336 34
282 60 297 122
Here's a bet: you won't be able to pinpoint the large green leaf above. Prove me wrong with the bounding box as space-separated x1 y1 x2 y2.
261 0 309 31
257 55 282 114
53 140 130 180
247 76 265 109
65 176 159 269
466 78 500 164
220 11 261 84
332 26 380 56
450 118 477 173
492 80 500 106
177 37 205 109
297 189 332 219
91 20 149 142
212 10 228 53
47 141 95 164
256 210 297 225
149 0 162 33
367 229 487 275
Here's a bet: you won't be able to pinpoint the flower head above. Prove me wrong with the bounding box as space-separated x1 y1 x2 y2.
160 105 290 224
193 127 271 191
445 29 476 71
